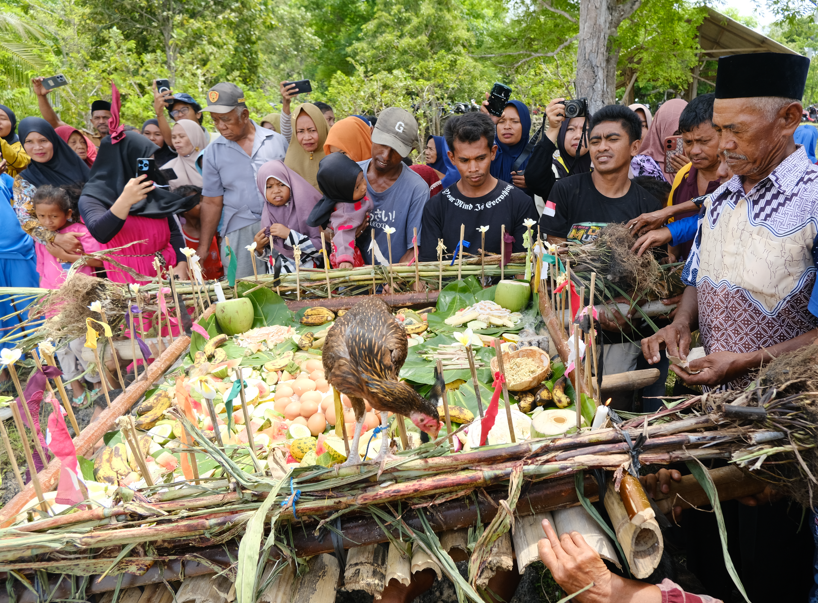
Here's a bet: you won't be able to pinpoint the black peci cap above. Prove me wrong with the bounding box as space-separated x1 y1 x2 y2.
715 52 810 100
91 100 111 113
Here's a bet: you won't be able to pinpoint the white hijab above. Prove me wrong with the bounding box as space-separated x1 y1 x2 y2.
162 120 209 188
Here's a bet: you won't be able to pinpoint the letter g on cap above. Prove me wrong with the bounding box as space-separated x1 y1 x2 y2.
395 121 405 133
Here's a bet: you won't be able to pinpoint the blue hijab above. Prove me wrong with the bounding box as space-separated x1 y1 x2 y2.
795 124 817 163
490 100 532 184
427 136 460 190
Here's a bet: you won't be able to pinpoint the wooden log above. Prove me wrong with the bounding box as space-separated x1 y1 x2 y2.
652 465 765 516
600 369 660 394
344 543 388 596
475 532 514 589
551 506 619 568
385 542 412 588
603 481 663 579
292 554 340 603
411 541 441 581
0 333 192 528
259 562 297 603
176 574 233 603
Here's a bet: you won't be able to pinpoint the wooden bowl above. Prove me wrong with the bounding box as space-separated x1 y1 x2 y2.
490 346 551 391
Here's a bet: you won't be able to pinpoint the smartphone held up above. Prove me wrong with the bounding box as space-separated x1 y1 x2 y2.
284 79 312 95
486 82 512 117
664 136 684 174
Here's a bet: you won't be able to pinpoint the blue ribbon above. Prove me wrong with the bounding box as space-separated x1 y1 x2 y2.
281 476 301 518
449 240 471 266
363 423 388 460
542 252 565 273
224 379 247 432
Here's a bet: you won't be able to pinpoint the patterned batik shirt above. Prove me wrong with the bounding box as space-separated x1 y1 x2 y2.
682 145 818 390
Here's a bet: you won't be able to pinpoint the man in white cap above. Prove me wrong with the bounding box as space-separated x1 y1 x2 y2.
356 107 430 268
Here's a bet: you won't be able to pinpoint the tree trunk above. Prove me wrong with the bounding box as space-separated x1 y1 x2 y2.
575 0 642 112
575 0 614 112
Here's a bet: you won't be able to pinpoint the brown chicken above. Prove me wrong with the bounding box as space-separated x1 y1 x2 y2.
323 298 443 464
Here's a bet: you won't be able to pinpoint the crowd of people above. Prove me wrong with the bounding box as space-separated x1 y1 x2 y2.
1 50 818 602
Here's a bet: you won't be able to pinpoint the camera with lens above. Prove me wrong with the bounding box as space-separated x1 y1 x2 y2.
560 98 588 119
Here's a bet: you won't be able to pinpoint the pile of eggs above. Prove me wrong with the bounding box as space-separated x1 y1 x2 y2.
271 357 382 437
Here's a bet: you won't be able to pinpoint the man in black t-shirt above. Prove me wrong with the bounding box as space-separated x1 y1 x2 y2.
419 113 538 263
541 105 661 244
541 105 662 407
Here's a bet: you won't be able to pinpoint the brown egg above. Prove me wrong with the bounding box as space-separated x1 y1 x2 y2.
320 395 332 412
307 413 327 436
300 390 322 406
364 412 380 432
284 402 302 421
274 397 292 414
342 394 352 408
315 378 329 394
292 416 308 427
305 358 323 373
345 422 356 436
365 400 372 412
275 385 294 400
292 378 316 397
309 369 325 382
325 405 336 426
300 400 319 417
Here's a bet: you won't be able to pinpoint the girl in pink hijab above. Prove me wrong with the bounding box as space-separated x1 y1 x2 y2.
251 160 324 273
631 98 687 183
55 125 97 168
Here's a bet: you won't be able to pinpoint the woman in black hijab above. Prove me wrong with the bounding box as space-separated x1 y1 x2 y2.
79 130 196 284
18 117 90 187
0 104 29 177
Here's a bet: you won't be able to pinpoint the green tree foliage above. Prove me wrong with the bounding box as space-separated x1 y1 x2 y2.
766 16 818 104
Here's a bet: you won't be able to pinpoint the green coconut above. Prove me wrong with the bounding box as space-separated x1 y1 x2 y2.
214 298 254 335
494 280 531 312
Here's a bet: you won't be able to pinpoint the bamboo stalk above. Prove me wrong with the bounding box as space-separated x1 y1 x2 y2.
457 224 464 281
0 419 24 491
321 231 332 299
493 339 516 444
236 371 255 461
205 397 224 448
413 227 420 287
98 309 126 391
574 328 582 429
32 351 79 437
9 402 47 514
437 359 453 447
386 230 394 292
7 363 49 468
251 245 259 283
465 344 484 418
438 239 444 292
395 414 410 451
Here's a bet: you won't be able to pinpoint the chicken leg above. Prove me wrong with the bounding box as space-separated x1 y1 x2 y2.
371 411 394 463
340 396 367 467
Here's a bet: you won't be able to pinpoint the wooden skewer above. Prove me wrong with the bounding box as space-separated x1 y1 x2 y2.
371 230 377 295
98 309 126 391
235 371 255 456
9 402 47 514
7 363 49 468
153 259 174 346
413 227 421 289
566 259 573 333
201 279 212 309
205 397 223 448
589 272 599 398
225 236 238 299
267 235 278 296
480 229 486 284
500 224 506 280
385 230 394 292
126 303 140 382
320 231 332 299
436 359 453 447
0 419 24 491
457 224 465 281
492 339 516 444
251 244 259 283
395 414 410 451
31 351 79 438
294 245 302 301
437 239 444 292
92 344 112 407
168 273 185 338
465 344 484 418
574 327 582 429
121 416 153 487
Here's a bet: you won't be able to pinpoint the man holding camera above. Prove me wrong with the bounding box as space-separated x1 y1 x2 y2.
151 82 211 150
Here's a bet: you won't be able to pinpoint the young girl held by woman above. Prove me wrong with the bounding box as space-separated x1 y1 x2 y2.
32 184 103 404
307 153 371 269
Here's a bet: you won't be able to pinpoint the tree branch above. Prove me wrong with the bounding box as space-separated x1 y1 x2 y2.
537 0 577 23
612 0 643 29
474 34 578 68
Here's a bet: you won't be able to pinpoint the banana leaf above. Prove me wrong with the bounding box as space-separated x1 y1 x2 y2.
237 283 295 328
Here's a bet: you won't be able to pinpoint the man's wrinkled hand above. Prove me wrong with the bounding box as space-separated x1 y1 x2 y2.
641 469 683 521
641 321 691 365
627 209 670 238
671 350 747 387
631 227 672 257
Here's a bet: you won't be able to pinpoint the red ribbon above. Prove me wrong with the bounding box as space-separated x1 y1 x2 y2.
108 82 125 144
554 278 582 322
479 371 505 446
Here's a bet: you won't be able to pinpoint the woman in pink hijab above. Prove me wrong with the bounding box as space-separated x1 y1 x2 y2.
55 125 97 168
631 98 687 183
251 160 324 274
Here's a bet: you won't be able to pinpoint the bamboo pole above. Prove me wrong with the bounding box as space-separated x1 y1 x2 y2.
321 231 332 299
465 344 484 418
413 227 420 288
0 333 194 528
395 414 410 451
437 359 453 447
574 328 582 429
7 362 49 468
437 239 444 292
10 402 47 514
457 224 464 281
204 397 224 448
386 230 394 292
480 229 486 284
98 309 126 391
333 387 350 457
493 339 516 444
32 351 79 438
0 419 24 491
250 245 259 283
